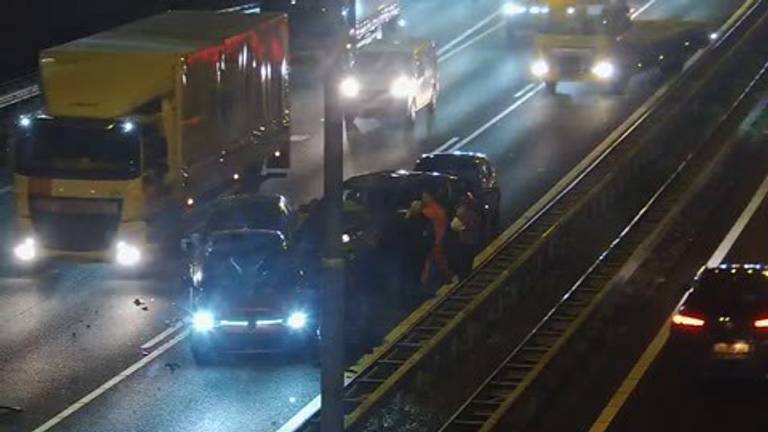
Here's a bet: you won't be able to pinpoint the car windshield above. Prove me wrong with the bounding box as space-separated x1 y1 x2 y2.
206 201 285 233
14 118 141 180
415 157 479 182
355 51 412 77
204 232 288 292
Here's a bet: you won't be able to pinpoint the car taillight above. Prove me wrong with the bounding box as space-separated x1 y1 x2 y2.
754 318 768 329
672 313 705 328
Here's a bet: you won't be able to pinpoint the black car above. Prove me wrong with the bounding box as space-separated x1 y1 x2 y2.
188 229 318 363
671 264 768 376
414 152 500 239
203 194 298 243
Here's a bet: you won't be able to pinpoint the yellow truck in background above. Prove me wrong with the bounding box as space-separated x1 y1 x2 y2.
528 0 710 94
11 11 290 269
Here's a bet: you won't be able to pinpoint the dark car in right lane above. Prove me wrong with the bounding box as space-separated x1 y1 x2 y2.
670 264 768 377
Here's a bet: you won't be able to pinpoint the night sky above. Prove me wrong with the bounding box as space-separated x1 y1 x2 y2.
1 0 249 81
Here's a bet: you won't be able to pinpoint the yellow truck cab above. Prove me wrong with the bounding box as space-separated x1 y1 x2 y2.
11 11 290 269
530 0 707 94
339 38 439 126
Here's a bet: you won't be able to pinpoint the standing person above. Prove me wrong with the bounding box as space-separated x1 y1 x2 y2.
450 193 482 280
412 190 453 291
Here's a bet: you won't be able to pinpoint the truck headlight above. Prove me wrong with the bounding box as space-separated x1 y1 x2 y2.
286 311 308 329
115 241 142 267
502 2 526 15
13 237 37 262
530 59 550 77
528 5 549 14
339 76 361 98
390 75 417 98
193 310 215 332
592 60 616 79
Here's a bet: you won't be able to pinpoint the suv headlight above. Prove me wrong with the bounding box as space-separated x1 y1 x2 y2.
592 60 616 79
115 241 142 267
530 59 550 77
286 311 308 329
339 76 361 98
390 76 417 98
192 310 215 332
13 237 37 262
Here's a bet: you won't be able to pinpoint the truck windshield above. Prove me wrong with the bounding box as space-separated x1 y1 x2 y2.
15 119 141 180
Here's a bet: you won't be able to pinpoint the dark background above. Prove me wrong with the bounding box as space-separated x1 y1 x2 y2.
0 0 251 82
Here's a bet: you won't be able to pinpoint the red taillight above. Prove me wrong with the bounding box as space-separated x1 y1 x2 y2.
672 313 705 327
754 318 768 329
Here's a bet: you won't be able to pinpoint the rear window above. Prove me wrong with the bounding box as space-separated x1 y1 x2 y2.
686 271 768 312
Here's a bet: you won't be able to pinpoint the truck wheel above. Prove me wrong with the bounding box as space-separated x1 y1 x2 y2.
403 101 417 128
545 81 558 95
428 86 438 113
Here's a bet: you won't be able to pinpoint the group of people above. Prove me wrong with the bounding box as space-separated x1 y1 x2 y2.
406 189 483 293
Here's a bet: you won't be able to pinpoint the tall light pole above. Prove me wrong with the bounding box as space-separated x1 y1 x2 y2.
320 1 354 431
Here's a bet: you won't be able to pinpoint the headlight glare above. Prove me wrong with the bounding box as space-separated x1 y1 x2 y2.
286 311 308 329
115 241 142 267
339 76 361 98
530 59 550 77
591 60 616 79
502 2 526 15
193 311 215 332
390 75 417 98
13 237 36 262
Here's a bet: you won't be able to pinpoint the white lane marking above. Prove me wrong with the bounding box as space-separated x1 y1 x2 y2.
449 84 543 152
0 185 11 195
707 173 768 267
31 330 190 432
514 83 536 98
290 134 311 143
439 22 506 64
139 321 185 351
275 374 355 432
432 136 461 154
437 11 501 56
631 0 657 19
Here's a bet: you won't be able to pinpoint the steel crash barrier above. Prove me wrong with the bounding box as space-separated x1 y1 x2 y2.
288 0 768 430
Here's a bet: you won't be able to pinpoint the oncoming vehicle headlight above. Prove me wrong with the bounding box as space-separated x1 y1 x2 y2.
192 310 215 332
339 76 361 98
286 311 308 329
115 241 142 267
530 59 550 77
390 75 417 98
591 60 616 79
13 237 36 262
502 2 526 15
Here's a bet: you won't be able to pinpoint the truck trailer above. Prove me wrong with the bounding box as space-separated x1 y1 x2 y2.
11 11 290 268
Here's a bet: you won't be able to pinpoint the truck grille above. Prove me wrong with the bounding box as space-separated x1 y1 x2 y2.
29 197 122 251
552 48 594 77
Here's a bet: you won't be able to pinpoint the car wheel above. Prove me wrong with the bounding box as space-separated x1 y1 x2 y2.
191 342 217 365
545 80 558 95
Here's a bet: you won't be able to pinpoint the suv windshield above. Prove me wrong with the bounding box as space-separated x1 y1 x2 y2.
355 52 412 76
15 118 141 180
206 202 285 233
205 232 289 292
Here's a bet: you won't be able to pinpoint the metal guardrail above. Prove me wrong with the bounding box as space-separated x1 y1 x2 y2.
0 73 39 111
290 1 767 430
440 46 768 432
